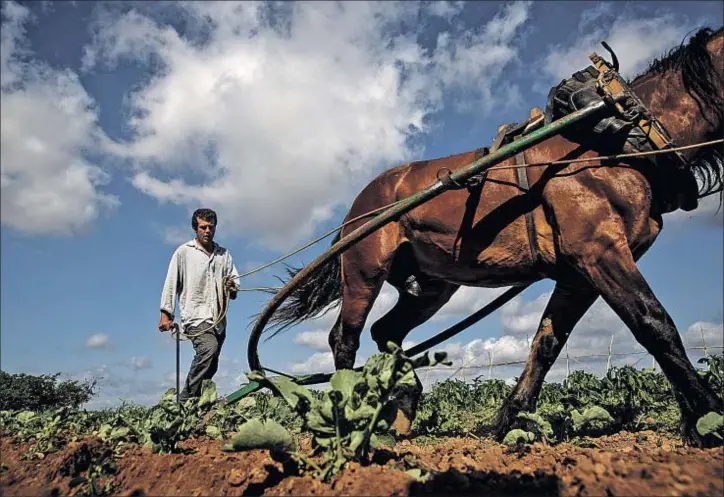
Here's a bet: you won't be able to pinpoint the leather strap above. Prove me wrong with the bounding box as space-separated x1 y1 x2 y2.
513 137 539 265
489 125 509 153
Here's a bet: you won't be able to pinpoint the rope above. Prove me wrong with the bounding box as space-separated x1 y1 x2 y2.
479 138 723 172
171 202 407 340
171 137 722 341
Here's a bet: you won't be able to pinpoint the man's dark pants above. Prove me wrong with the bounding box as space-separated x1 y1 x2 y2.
178 324 226 401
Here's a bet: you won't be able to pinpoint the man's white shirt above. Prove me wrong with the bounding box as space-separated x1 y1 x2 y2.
161 239 240 331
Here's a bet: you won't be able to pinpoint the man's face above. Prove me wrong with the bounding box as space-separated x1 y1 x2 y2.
195 218 216 245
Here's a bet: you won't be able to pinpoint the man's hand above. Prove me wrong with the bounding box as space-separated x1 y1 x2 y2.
158 311 174 332
224 277 237 293
224 277 238 300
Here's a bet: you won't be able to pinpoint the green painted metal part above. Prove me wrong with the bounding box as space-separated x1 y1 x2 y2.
225 101 609 405
224 380 262 403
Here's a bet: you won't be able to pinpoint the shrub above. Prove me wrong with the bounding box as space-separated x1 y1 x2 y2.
0 371 98 411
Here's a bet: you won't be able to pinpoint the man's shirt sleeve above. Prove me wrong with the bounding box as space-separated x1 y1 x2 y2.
161 248 183 317
225 252 241 291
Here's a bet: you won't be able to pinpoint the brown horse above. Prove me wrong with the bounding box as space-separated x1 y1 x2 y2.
267 27 724 445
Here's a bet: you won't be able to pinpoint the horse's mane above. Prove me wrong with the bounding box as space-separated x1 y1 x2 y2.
631 27 724 203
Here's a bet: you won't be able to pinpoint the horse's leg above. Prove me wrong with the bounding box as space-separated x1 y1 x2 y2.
370 277 460 350
492 279 598 439
559 224 723 446
370 278 460 433
327 231 398 370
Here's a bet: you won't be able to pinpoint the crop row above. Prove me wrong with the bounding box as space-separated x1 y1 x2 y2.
1 348 722 485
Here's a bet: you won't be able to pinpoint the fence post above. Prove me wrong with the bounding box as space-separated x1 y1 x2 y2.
565 342 570 380
606 335 614 376
700 324 709 358
488 350 494 380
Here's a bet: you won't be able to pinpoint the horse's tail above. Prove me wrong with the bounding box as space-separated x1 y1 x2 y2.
266 232 342 336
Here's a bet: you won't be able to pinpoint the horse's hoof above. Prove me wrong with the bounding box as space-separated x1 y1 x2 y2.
392 409 413 435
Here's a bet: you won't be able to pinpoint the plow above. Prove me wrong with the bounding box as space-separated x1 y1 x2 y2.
210 38 723 438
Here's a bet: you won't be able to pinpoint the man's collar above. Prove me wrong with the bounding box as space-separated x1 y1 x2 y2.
187 239 220 254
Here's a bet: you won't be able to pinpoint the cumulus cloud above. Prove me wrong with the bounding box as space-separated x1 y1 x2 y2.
366 283 401 324
0 1 119 236
537 9 699 85
81 1 533 250
85 333 112 350
430 286 511 322
162 225 191 245
291 352 335 375
426 0 465 21
418 289 723 387
128 356 152 371
681 321 724 350
293 330 329 352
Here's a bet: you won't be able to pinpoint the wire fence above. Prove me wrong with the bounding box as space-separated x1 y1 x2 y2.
416 328 723 385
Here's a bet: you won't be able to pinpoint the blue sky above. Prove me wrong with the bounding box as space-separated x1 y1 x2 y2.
1 0 722 408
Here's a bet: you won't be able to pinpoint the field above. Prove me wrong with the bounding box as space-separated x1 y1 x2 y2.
1 349 723 496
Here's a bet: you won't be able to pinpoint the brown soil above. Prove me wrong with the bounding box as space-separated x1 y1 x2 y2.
1 431 722 496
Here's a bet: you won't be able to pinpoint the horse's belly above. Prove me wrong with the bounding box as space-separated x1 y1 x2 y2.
409 217 544 286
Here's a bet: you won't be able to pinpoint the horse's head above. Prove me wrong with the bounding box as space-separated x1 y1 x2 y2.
629 27 724 207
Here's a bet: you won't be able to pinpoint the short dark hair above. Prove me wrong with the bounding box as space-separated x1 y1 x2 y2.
192 208 217 230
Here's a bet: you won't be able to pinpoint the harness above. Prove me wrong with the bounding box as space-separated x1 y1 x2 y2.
439 46 692 266
546 51 686 164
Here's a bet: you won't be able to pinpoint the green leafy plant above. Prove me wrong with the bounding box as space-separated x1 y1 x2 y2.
502 428 536 446
96 380 221 454
238 342 450 482
696 412 723 441
571 406 614 435
222 418 295 452
698 355 724 394
516 411 555 442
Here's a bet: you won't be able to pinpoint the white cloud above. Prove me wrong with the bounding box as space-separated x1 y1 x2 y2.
423 288 724 386
129 356 152 371
162 225 191 245
85 333 112 350
682 321 724 350
538 10 697 84
426 1 465 21
82 1 533 250
291 352 335 375
366 283 400 325
0 1 119 236
293 330 329 352
577 3 614 31
431 286 511 322
498 289 643 357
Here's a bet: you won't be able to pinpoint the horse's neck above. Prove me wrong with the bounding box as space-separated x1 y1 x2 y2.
634 79 711 151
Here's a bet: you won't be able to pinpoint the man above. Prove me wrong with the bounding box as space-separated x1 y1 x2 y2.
158 208 240 401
